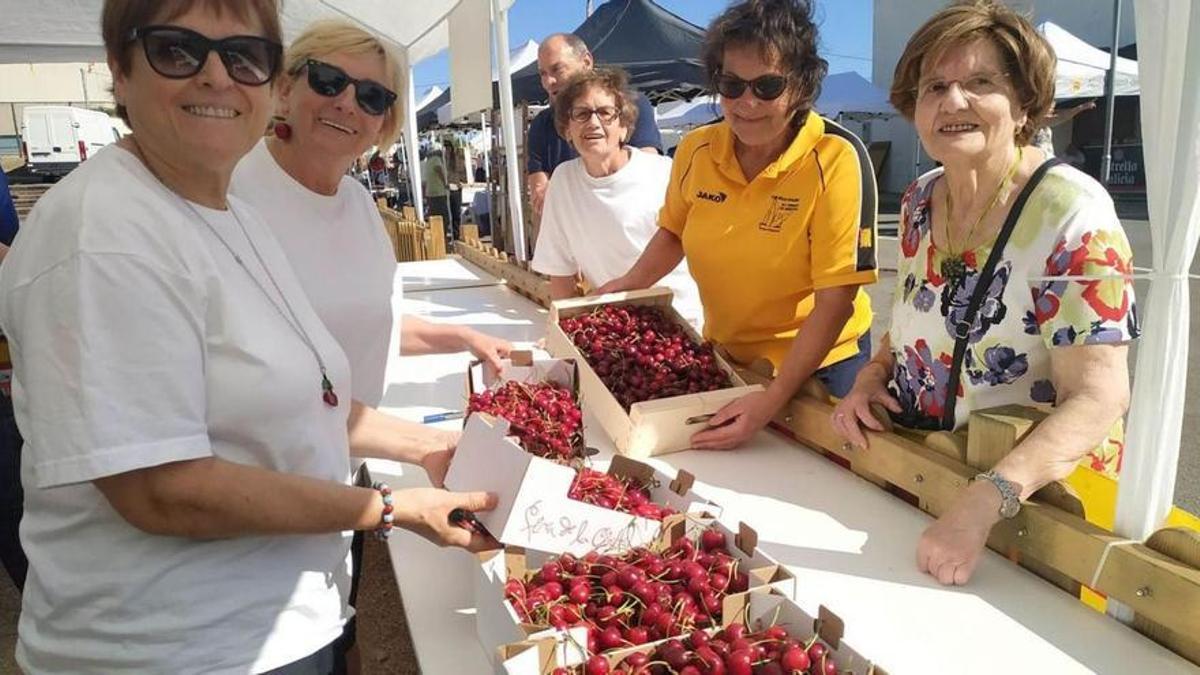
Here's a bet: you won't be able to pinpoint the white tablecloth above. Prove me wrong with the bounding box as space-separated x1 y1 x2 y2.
368 258 1197 675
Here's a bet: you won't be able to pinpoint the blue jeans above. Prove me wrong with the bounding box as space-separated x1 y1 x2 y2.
812 332 872 398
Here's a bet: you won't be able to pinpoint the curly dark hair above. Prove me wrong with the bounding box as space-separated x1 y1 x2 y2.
701 0 828 127
552 67 640 143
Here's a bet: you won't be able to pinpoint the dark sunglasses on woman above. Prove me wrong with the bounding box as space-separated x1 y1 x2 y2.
126 25 282 86
715 72 789 101
302 59 397 116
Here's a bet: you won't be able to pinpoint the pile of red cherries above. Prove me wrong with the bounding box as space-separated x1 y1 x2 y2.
559 305 732 410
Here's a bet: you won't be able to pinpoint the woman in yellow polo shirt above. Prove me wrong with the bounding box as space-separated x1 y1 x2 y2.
599 0 878 449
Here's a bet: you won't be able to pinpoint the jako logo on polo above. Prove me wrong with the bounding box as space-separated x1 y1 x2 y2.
697 190 727 203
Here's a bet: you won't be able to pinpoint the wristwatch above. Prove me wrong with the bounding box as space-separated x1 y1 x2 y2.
974 470 1021 519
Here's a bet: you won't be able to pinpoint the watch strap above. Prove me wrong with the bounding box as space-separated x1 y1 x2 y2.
975 470 1021 518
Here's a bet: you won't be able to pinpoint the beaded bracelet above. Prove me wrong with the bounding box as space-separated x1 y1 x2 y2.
372 481 394 540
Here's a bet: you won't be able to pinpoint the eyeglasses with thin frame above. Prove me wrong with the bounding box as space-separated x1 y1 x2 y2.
915 71 1010 103
126 25 281 86
714 72 789 101
300 59 397 117
568 105 620 124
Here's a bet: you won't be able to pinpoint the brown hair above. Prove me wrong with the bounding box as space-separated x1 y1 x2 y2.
701 0 828 127
890 0 1056 144
552 67 639 142
102 0 283 125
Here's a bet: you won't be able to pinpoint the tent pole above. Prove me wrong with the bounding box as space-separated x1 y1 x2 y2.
492 0 527 261
404 64 425 221
1099 0 1122 186
481 112 491 183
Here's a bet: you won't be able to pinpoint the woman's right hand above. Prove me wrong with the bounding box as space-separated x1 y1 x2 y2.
393 488 499 552
831 363 902 449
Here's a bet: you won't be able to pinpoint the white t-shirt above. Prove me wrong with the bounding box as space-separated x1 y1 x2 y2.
0 145 354 674
532 150 703 327
232 139 398 407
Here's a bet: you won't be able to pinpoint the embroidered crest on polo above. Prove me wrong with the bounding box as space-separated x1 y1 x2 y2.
758 194 801 233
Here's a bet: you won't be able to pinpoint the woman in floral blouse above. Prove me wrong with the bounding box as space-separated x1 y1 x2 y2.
832 1 1138 586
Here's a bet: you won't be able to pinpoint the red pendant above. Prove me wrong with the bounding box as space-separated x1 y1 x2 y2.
321 373 338 407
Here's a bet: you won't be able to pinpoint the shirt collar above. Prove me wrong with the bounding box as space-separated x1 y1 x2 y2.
713 112 825 183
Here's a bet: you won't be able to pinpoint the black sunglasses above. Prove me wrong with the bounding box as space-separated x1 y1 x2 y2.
302 59 397 116
714 72 789 101
127 25 281 86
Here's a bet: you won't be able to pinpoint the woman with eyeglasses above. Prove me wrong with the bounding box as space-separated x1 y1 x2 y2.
831 1 1138 586
0 2 496 672
229 19 512 671
598 0 878 450
531 66 702 326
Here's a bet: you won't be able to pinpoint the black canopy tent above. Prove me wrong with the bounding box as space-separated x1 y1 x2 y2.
511 0 708 104
417 0 708 129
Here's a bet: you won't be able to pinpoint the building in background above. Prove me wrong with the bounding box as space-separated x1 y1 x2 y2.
871 0 1139 197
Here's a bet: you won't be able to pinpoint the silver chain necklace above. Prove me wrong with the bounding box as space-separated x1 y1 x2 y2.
126 138 339 407
180 197 340 408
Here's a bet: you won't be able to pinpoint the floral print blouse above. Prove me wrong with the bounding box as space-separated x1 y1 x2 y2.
889 163 1140 477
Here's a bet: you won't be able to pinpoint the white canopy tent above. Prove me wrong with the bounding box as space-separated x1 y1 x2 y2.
0 0 528 257
1038 21 1139 99
1110 0 1200 620
416 85 446 112
436 38 538 126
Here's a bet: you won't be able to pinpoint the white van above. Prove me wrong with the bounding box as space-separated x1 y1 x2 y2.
21 106 121 177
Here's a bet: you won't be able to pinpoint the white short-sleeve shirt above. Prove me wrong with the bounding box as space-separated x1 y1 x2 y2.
232 139 398 407
0 145 354 674
532 150 703 327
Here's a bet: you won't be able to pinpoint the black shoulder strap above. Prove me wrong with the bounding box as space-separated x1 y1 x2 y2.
939 158 1064 430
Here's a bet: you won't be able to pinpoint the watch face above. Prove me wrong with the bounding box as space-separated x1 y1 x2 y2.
1000 497 1021 519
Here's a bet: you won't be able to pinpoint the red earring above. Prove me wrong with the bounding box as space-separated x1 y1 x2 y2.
273 119 292 140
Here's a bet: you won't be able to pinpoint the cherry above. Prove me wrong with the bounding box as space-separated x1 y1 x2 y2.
781 647 811 672
585 654 610 675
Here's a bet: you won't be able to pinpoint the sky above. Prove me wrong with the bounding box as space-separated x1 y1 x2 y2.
412 0 873 97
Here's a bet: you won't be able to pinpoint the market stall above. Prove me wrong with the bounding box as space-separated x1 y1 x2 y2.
368 256 1198 675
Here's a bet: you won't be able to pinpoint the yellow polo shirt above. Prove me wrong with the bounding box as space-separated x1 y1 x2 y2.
659 113 878 371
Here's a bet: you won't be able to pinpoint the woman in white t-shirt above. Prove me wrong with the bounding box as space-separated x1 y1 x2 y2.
230 19 512 670
0 2 495 673
532 67 703 328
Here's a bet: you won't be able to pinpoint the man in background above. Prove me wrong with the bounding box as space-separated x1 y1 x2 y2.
526 33 663 218
421 146 455 239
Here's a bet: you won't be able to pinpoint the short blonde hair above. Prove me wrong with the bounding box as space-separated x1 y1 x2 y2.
890 0 1056 145
284 19 405 148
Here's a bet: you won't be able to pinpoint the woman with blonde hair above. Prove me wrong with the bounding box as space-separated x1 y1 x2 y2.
230 19 512 669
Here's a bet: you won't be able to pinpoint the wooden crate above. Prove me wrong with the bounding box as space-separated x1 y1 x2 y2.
546 288 761 459
453 240 551 305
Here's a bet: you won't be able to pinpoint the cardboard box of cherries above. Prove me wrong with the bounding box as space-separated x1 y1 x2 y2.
475 515 798 673
446 351 715 557
546 289 763 459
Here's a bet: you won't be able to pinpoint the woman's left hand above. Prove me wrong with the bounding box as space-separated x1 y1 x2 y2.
690 390 780 450
419 429 460 488
464 329 513 373
916 481 1003 585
